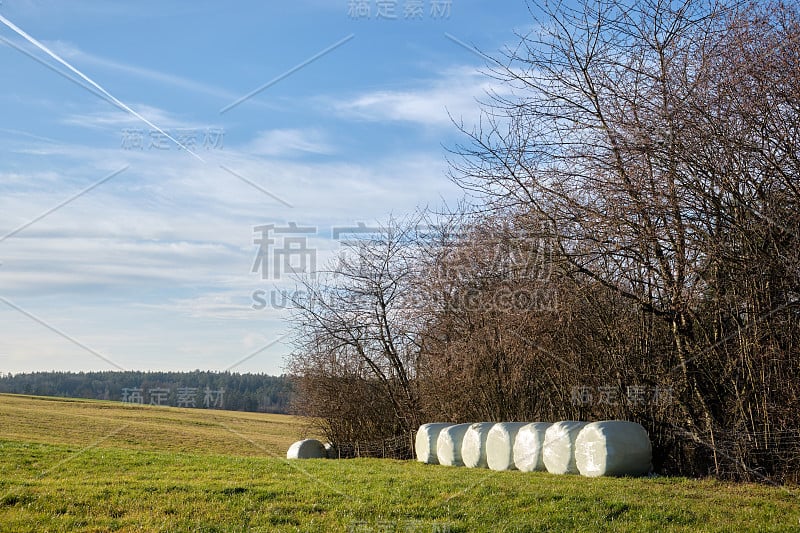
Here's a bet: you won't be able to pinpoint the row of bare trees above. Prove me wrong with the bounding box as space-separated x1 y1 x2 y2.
287 0 800 482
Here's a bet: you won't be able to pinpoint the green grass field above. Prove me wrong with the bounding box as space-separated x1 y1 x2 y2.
1 394 798 532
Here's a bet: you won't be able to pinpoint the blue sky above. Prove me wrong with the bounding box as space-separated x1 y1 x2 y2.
0 0 534 375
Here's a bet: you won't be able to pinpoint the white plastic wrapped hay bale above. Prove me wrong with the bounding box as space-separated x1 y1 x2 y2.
436 423 472 466
542 421 588 474
575 421 652 477
460 422 495 468
286 439 326 459
415 423 452 464
486 422 528 471
512 422 552 472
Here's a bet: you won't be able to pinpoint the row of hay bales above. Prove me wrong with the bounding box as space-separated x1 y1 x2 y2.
415 420 652 477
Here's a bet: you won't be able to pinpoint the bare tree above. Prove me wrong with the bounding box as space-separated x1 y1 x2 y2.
287 217 424 444
285 0 800 480
449 0 800 479
413 211 568 422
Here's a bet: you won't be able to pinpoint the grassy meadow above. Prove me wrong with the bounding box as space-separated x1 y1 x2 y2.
1 393 799 532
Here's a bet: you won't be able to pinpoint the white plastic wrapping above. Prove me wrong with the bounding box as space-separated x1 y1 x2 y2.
460 422 496 468
512 422 552 472
286 439 327 459
415 423 453 464
436 423 472 466
542 421 588 474
486 422 528 471
574 420 652 477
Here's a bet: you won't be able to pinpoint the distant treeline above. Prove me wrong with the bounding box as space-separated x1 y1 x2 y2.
0 371 293 414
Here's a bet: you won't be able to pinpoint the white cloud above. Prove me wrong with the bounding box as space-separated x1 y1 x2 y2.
331 66 510 127
244 128 335 157
50 40 237 101
0 80 464 374
0 125 459 304
0 236 240 294
138 292 257 320
61 104 202 130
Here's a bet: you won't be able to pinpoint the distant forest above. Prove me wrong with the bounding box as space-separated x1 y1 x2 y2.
0 371 293 414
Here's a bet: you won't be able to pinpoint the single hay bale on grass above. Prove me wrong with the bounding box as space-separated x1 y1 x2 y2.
574 420 652 477
415 423 452 464
542 421 588 474
513 422 552 472
436 423 472 466
461 422 495 468
286 439 327 459
486 422 528 471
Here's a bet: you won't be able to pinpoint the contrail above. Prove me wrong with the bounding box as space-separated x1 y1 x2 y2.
0 13 204 162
